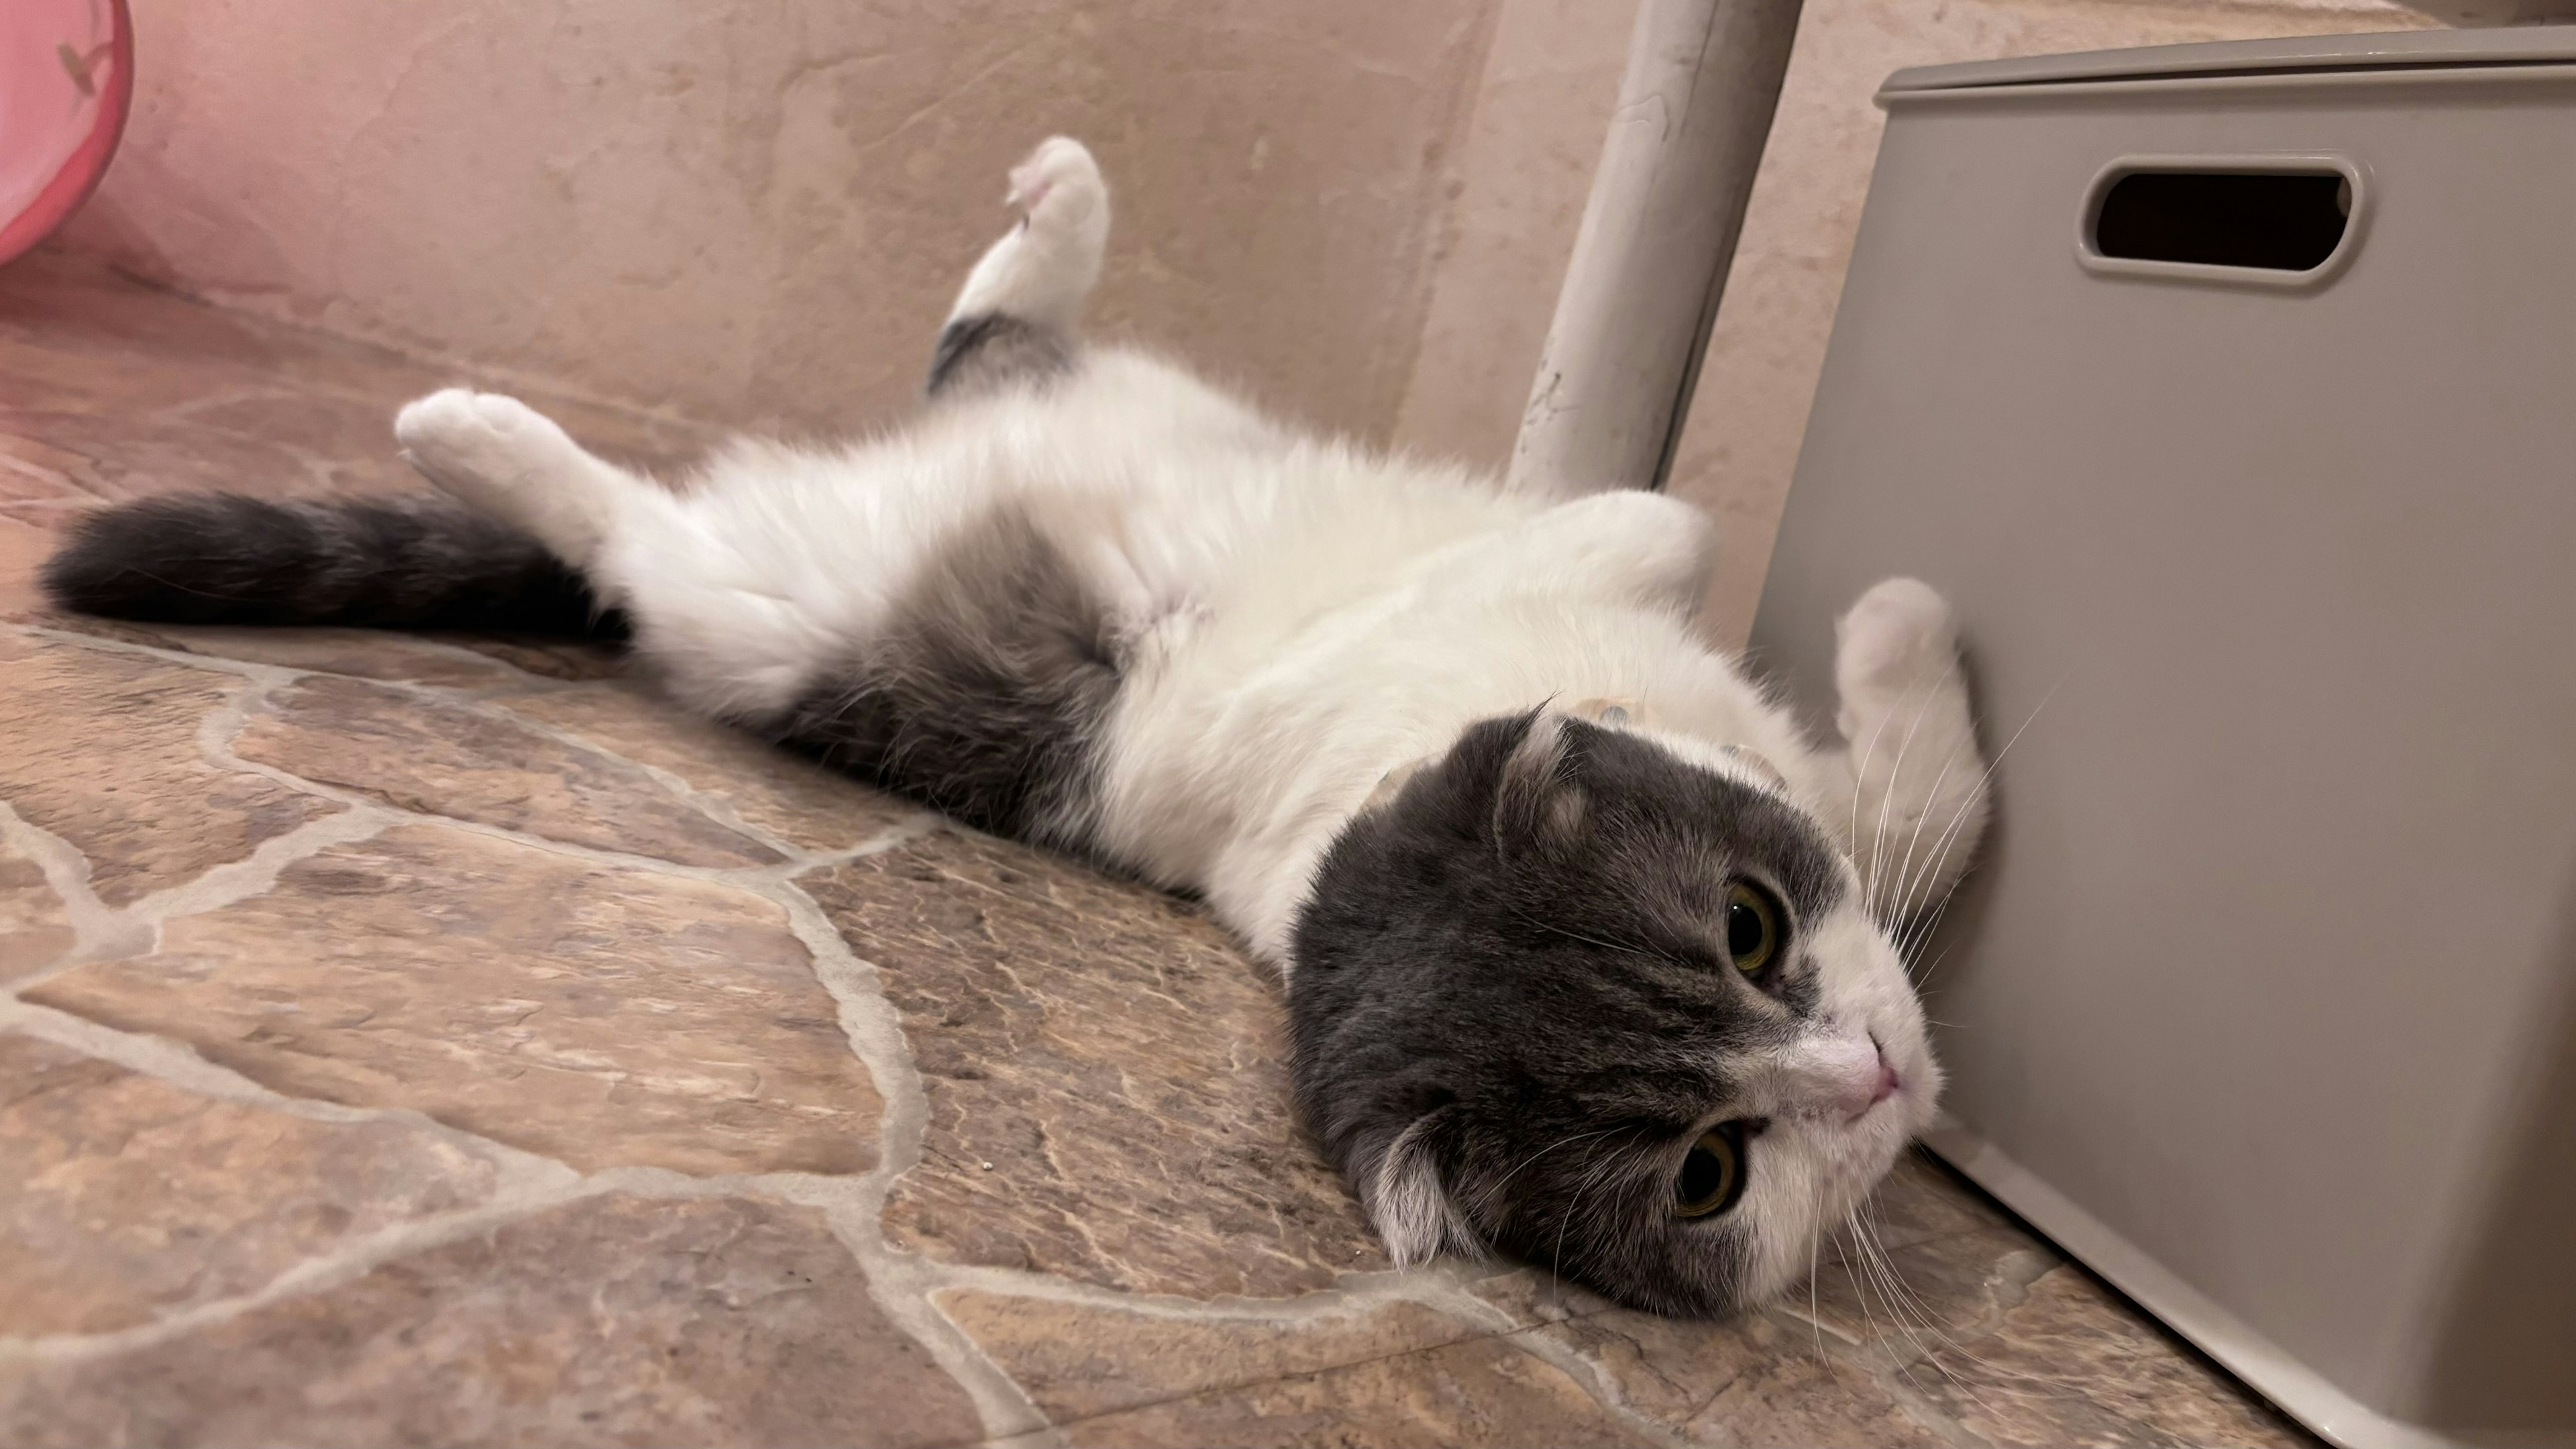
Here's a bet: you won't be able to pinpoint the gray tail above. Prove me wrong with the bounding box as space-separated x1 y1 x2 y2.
40 492 625 639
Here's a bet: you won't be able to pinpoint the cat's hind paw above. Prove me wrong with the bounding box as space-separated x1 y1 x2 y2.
395 389 575 500
393 388 623 566
948 138 1109 331
1007 136 1106 241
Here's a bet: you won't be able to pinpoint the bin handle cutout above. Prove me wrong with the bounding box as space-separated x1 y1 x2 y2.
2078 155 2369 290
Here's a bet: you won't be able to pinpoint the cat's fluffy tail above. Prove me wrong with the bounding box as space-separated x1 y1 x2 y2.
40 492 623 639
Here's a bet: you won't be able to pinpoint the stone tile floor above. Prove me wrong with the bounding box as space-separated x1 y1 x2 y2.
0 249 2314 1447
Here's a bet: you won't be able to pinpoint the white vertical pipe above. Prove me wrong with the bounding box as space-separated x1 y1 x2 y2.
1507 0 1805 496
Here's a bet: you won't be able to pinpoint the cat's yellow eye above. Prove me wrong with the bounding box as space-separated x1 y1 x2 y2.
1674 1126 1748 1218
1725 879 1782 975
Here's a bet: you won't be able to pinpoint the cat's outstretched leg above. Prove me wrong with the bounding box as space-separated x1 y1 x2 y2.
1827 578 1989 928
393 388 651 583
927 137 1109 398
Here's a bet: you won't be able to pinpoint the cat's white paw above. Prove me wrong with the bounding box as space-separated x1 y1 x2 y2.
1835 577 1960 697
392 388 625 566
394 388 574 501
1007 136 1106 237
949 138 1110 329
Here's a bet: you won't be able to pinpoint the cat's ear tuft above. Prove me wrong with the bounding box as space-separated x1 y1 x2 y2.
1360 1115 1482 1267
1493 711 1588 859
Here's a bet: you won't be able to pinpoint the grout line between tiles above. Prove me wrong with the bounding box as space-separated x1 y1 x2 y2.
0 798 148 969
0 996 581 1195
751 870 1057 1442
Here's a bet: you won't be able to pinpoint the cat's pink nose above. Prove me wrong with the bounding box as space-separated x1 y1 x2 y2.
1868 1049 1900 1107
1803 1032 1901 1119
1842 1037 1899 1119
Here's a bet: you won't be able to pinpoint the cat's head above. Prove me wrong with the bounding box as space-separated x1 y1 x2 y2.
1288 710 1938 1316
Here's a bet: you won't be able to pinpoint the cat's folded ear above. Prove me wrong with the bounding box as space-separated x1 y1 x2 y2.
1354 1111 1483 1268
1492 710 1590 861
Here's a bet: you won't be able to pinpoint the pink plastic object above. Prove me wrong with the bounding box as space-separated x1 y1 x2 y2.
1 0 132 267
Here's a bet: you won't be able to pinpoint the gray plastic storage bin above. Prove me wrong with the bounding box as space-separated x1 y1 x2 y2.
1751 28 2576 1449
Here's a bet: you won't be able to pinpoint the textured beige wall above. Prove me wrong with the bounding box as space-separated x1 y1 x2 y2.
64 0 1501 438
1391 0 1641 466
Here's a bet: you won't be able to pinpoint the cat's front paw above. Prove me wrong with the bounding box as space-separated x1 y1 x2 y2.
1835 577 1961 697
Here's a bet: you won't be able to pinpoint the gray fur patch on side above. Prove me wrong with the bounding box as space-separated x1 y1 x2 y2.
926 313 1075 400
769 501 1120 845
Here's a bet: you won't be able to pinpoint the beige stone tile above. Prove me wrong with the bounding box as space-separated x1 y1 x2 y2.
1799 1221 2062 1364
1455 1152 2302 1448
0 260 679 704
1758 1160 2312 1448
804 828 1383 1298
236 674 780 869
496 681 917 854
940 1290 1485 1423
0 1193 979 1448
1055 1330 1658 1448
1784 1171 2078 1379
0 633 343 906
1913 1263 2316 1448
0 839 74 983
0 517 54 620
0 252 441 418
0 1034 498 1337
0 252 712 455
0 405 384 533
25 824 879 1176
83 624 530 689
0 251 711 541
1864 1150 2026 1251
148 386 709 496
1468 1270 1951 1448
426 633 632 682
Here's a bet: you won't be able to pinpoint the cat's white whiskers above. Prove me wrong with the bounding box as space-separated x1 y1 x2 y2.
1894 751 2023 966
1888 673 2065 965
1909 942 1962 991
1842 1207 1946 1389
1897 768 1992 941
1895 802 1982 967
1860 675 1939 924
1854 1207 1966 1361
1893 800 1989 965
1884 727 1972 924
1832 1230 1911 1395
1872 661 1968 928
1853 1177 2091 1403
1845 669 1929 889
1849 1205 2046 1424
1805 1184 1830 1364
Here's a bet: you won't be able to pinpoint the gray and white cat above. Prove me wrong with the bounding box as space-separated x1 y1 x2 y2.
44 138 1990 1316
